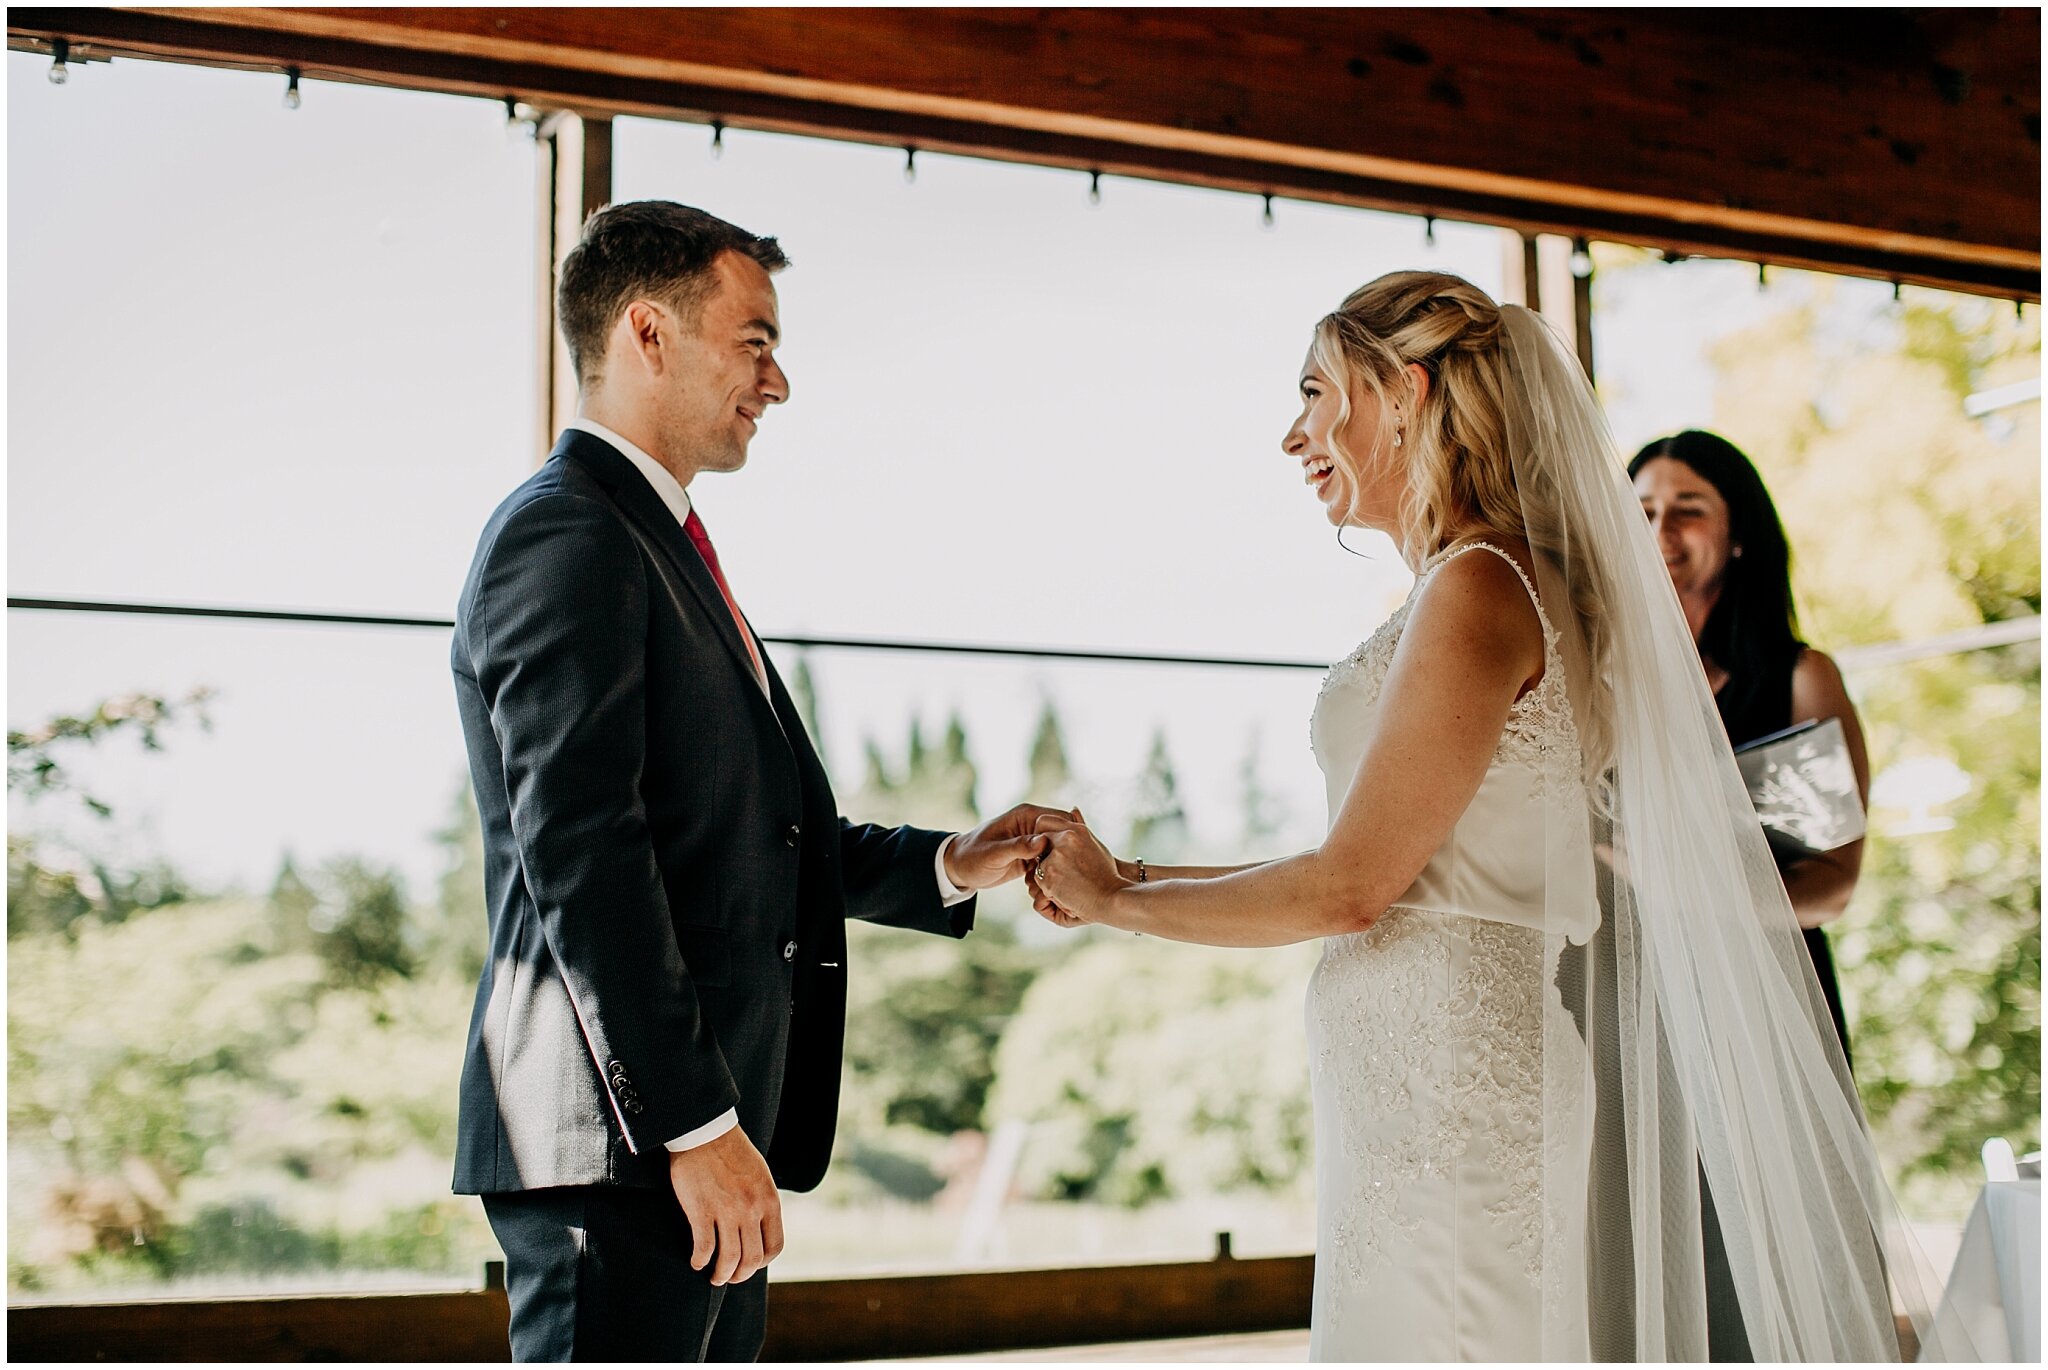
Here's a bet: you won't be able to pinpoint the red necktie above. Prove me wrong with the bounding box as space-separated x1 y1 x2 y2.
682 508 769 693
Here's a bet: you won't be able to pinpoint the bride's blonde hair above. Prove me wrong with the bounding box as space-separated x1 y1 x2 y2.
1314 271 1617 780
1309 270 1518 564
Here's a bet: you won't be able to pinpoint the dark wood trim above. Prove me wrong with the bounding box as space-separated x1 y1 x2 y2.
0 1261 1927 1361
5 1254 1315 1361
6 8 2039 299
1571 238 1597 383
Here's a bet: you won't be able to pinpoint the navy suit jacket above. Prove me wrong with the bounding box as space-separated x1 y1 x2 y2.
450 428 970 1195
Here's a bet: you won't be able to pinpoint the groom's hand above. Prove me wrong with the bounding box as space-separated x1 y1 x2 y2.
944 803 1064 891
667 1125 783 1287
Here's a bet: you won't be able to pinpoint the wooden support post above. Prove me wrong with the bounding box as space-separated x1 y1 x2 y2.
1571 237 1597 384
533 112 613 460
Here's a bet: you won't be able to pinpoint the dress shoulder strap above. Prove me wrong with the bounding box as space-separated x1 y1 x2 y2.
1424 540 1550 629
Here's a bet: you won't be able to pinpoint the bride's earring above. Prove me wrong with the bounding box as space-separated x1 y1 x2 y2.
1392 425 1404 449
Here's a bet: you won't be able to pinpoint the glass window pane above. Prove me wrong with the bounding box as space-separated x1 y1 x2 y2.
611 120 1512 661
7 57 536 615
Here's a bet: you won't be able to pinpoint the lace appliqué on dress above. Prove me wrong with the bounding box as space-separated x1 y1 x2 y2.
1306 541 1581 1292
1310 912 1546 1287
1315 542 1582 800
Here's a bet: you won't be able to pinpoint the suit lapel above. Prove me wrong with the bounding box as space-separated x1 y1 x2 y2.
554 431 788 741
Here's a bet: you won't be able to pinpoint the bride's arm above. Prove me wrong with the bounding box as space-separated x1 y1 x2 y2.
1034 553 1543 948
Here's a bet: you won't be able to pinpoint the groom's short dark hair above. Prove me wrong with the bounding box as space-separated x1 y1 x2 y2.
557 200 789 388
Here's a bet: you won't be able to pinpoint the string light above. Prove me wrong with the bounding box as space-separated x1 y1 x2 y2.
1261 193 1275 229
902 147 917 184
709 120 725 159
1568 238 1593 278
48 38 70 85
502 98 542 140
283 67 302 110
1423 215 1437 247
1087 170 1101 207
1758 262 1769 290
1893 279 1904 303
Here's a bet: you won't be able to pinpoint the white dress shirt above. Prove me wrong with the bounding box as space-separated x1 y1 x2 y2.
563 418 971 1155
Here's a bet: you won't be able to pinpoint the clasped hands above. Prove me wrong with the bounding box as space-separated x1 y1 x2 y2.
1026 808 1128 928
937 802 1128 926
936 802 1132 925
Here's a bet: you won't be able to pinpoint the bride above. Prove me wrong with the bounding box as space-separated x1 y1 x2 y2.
1030 272 1961 1360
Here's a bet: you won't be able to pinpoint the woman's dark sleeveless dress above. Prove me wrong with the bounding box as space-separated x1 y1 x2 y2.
1715 650 1854 1066
1701 648 1856 1361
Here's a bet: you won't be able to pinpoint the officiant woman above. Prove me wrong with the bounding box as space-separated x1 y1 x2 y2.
1631 429 1870 1067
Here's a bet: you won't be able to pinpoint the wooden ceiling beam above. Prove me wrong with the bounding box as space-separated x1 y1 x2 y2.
9 7 2039 299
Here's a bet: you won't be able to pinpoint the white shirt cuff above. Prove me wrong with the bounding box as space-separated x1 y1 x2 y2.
935 833 974 907
665 1107 739 1152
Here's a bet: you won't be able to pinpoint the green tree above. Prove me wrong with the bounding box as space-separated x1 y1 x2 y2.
848 712 980 832
1236 728 1286 855
310 859 416 988
1698 280 2040 1211
790 655 826 753
422 782 488 983
986 938 1316 1205
266 852 318 953
1022 697 1073 807
840 921 1044 1139
6 691 208 937
1126 728 1190 863
8 899 328 1277
7 689 212 818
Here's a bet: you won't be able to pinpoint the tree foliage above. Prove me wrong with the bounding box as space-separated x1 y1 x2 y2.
986 938 1316 1206
7 690 212 817
1698 281 2041 1211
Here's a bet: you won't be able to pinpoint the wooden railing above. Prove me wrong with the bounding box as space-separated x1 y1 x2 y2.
7 1252 1315 1361
4 1255 1927 1360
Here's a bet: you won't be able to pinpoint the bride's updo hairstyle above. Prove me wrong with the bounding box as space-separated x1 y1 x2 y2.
1316 271 1618 781
1309 270 1518 565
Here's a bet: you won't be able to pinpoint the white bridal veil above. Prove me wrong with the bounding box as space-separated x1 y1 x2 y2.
1496 305 1972 1360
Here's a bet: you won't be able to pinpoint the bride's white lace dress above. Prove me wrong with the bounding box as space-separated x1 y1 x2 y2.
1306 541 1586 1361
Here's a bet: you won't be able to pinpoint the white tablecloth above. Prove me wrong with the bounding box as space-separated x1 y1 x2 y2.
1921 1178 2041 1361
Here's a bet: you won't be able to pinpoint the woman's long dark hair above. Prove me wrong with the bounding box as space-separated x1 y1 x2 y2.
1628 431 1805 721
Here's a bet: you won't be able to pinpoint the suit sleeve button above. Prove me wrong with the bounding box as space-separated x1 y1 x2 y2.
784 824 801 847
783 940 798 961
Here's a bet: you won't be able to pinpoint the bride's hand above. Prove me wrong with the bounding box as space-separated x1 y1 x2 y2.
1030 809 1127 927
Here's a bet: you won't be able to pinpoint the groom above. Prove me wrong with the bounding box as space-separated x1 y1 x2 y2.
450 200 1053 1361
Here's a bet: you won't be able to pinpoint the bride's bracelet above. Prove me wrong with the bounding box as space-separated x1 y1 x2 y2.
1135 857 1147 883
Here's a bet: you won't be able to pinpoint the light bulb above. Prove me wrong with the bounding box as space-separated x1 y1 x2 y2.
48 59 68 85
283 70 302 110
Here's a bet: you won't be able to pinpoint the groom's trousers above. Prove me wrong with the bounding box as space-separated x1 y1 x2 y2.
483 1186 768 1362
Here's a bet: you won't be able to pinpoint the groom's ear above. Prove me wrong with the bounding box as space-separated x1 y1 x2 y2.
617 300 669 376
622 296 663 362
